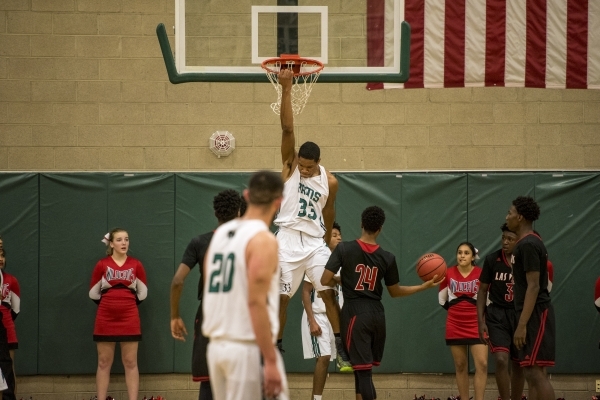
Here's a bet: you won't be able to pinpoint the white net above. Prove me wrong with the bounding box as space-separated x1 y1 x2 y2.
263 60 322 115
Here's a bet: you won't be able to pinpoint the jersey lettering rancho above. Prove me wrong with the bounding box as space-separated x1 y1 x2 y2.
274 164 329 238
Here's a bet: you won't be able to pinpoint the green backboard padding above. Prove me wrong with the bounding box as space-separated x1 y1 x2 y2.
3 171 600 374
0 174 39 375
39 174 108 374
533 173 600 373
107 173 175 373
173 173 248 372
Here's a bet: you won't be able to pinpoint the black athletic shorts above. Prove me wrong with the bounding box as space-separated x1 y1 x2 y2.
485 303 516 354
192 303 210 382
511 302 555 368
341 299 386 370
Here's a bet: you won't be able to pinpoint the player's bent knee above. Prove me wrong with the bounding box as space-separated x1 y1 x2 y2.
494 352 509 370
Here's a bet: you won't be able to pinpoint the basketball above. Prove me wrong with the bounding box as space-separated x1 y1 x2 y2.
416 253 447 282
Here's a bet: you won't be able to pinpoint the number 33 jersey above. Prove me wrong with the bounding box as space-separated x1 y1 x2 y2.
325 240 400 302
274 165 329 238
202 219 280 342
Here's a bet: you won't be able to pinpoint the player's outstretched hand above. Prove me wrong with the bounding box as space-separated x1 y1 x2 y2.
279 68 293 90
263 360 283 399
478 322 490 345
170 317 188 341
423 275 442 289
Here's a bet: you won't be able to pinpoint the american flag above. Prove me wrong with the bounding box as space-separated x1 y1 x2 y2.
367 0 600 89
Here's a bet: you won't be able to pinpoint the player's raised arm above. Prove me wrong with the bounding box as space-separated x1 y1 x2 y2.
322 172 338 245
279 69 297 180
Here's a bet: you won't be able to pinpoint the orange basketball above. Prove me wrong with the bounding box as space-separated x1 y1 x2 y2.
416 253 447 282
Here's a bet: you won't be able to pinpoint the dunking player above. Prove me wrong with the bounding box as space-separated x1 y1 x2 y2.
505 196 555 400
477 224 524 400
274 69 350 370
301 222 343 400
202 171 288 400
321 206 439 400
170 189 242 400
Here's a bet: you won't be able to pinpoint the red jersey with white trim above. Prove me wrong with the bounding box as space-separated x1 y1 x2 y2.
0 272 20 346
595 276 600 313
89 256 148 340
439 265 481 340
89 256 148 304
0 272 20 319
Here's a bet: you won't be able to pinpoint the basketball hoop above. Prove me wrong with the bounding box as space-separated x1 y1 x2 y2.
261 54 324 115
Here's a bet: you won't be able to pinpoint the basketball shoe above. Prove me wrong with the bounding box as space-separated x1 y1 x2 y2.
334 337 353 372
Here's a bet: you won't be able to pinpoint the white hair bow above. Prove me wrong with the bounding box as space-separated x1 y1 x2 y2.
101 232 110 245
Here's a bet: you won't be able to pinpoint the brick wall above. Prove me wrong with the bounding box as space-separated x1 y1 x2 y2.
1 1 599 171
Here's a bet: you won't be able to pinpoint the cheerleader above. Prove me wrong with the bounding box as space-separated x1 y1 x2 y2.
89 228 148 400
439 242 488 400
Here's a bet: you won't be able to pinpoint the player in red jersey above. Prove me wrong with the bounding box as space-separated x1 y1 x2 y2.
0 250 20 390
89 228 148 400
321 206 439 400
506 196 555 400
439 242 487 400
477 224 524 400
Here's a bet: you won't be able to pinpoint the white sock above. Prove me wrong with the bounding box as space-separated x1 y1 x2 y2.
313 396 322 400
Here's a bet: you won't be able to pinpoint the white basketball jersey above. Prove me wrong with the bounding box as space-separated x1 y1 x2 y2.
202 219 280 342
274 164 329 238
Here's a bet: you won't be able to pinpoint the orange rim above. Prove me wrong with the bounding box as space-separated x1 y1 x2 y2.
261 54 324 76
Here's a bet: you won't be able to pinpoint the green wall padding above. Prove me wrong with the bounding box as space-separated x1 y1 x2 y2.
173 173 248 372
0 174 38 375
336 173 404 373
107 173 175 373
1 171 599 375
39 174 108 374
396 173 467 373
533 173 600 373
466 173 536 373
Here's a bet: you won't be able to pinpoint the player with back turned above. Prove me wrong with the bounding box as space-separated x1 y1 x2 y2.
321 206 439 400
505 196 555 400
274 69 350 370
202 170 288 400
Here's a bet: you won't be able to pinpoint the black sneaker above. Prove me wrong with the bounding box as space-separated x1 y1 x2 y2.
334 339 353 372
